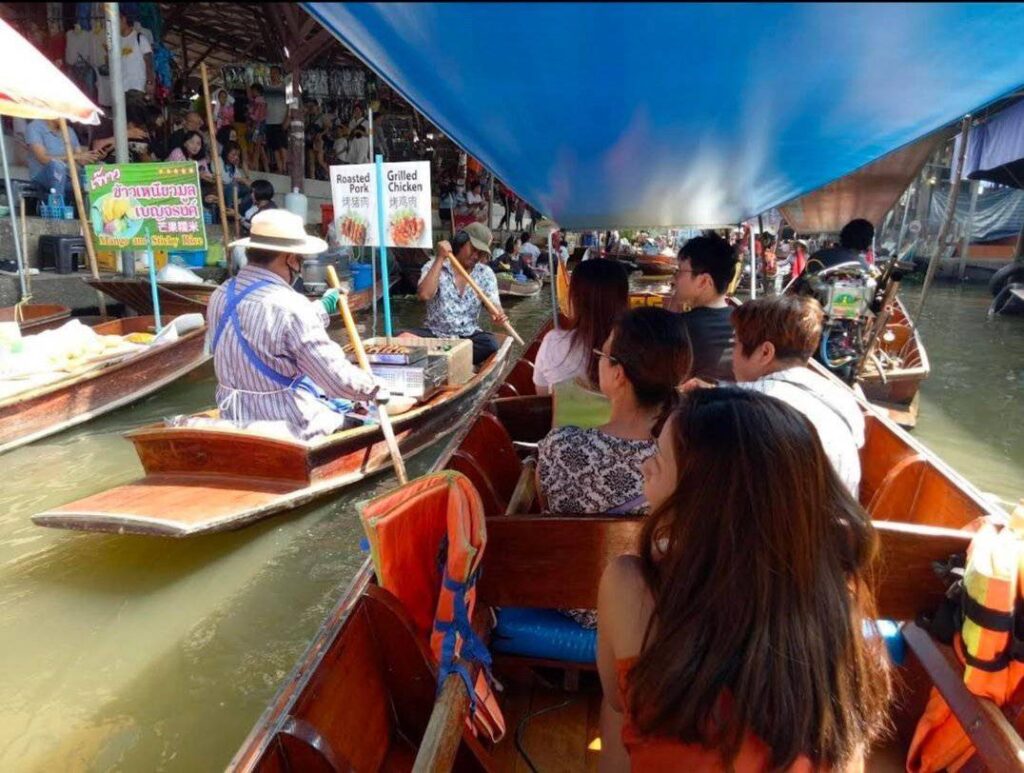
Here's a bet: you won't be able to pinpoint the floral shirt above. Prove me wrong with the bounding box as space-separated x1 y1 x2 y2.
538 425 656 629
420 258 501 338
537 426 656 515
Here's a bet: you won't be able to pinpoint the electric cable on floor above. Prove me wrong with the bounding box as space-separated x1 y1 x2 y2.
514 696 578 773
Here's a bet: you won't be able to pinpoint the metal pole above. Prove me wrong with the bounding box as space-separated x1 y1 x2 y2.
374 153 393 337
488 174 495 231
548 230 558 330
104 3 129 163
958 179 979 281
369 103 378 338
748 223 757 300
0 122 27 298
917 116 971 320
894 181 914 257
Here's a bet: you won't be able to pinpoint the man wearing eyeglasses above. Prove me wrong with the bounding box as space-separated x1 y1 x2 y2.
671 234 739 382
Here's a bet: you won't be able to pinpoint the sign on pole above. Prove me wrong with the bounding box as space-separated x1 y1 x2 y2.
330 160 432 248
86 162 208 251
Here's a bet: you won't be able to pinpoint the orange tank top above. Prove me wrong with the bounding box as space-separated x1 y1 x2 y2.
616 659 860 772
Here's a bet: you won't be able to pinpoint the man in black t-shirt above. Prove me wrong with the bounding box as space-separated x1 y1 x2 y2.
671 234 740 382
805 218 873 274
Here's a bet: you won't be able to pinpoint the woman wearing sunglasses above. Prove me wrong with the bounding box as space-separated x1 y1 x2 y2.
536 307 692 520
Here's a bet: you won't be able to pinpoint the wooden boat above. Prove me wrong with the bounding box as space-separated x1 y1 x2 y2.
85 275 398 318
229 327 1015 773
858 296 931 428
86 276 215 317
497 275 542 298
0 303 71 332
635 253 678 276
33 336 513 536
0 316 208 454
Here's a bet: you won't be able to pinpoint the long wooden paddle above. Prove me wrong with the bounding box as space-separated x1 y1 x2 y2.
326 266 408 485
444 252 524 345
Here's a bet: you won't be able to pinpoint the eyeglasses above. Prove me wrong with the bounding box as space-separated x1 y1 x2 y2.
592 348 620 365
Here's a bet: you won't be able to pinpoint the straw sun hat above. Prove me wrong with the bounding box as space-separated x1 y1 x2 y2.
229 209 327 255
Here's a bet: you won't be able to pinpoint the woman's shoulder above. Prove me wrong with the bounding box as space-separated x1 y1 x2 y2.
537 328 576 357
599 555 652 656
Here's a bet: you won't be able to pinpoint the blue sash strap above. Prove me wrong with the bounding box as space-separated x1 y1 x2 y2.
212 278 353 415
607 493 647 514
433 540 495 713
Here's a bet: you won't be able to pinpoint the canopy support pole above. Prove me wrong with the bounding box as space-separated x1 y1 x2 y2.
487 174 494 232
917 116 971 321
894 179 915 257
105 2 134 280
958 179 979 281
548 230 558 330
369 103 378 339
748 223 757 300
374 153 393 337
104 3 129 164
200 63 231 258
0 121 27 299
59 119 106 318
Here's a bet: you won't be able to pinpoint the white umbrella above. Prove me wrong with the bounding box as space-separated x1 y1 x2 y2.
0 18 102 298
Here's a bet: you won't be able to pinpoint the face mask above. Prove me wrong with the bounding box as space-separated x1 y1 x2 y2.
286 255 302 286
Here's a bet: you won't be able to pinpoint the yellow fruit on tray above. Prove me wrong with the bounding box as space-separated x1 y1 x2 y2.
123 332 155 345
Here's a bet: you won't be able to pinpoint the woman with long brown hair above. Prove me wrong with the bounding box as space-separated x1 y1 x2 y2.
597 388 892 771
532 259 630 395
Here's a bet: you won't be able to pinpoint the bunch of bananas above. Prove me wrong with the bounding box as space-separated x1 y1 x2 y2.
100 197 135 235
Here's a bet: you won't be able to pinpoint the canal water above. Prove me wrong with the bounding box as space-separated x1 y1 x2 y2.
0 282 1021 771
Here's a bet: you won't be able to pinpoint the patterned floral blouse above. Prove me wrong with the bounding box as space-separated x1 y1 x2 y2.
537 426 656 629
537 426 656 515
420 258 501 338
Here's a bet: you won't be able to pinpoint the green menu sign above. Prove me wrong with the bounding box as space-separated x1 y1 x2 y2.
86 162 207 250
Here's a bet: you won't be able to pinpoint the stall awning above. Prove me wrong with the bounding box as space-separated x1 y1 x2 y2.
305 3 1024 229
0 19 101 123
780 131 946 234
957 98 1024 189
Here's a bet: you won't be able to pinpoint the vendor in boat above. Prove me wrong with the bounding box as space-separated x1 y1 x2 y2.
211 209 386 442
597 388 891 770
730 295 865 495
669 233 739 382
410 222 509 366
490 236 538 281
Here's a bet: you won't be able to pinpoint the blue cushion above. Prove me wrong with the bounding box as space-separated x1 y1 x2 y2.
493 607 597 664
492 611 904 667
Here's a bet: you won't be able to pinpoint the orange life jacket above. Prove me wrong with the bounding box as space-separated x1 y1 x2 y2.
360 471 506 742
907 519 1024 772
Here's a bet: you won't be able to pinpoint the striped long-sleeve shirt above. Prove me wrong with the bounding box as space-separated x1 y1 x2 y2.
206 265 377 441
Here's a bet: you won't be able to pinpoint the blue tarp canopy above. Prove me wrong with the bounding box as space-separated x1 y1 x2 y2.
305 3 1024 229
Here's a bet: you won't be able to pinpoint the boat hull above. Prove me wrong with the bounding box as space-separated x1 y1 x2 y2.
859 297 930 428
0 316 208 454
33 338 512 536
497 277 542 298
0 303 71 332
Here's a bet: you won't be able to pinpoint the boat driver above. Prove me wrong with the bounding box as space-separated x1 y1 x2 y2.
408 222 509 366
210 209 387 441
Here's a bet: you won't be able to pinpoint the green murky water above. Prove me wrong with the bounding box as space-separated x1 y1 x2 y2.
0 282 1020 771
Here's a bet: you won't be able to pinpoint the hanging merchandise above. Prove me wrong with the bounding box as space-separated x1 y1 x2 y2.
76 2 92 31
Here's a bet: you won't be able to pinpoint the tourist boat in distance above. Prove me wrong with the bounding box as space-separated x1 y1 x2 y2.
0 315 208 454
33 336 513 536
635 252 678 276
228 323 1010 772
0 302 71 332
858 296 931 428
496 275 543 298
85 275 398 320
